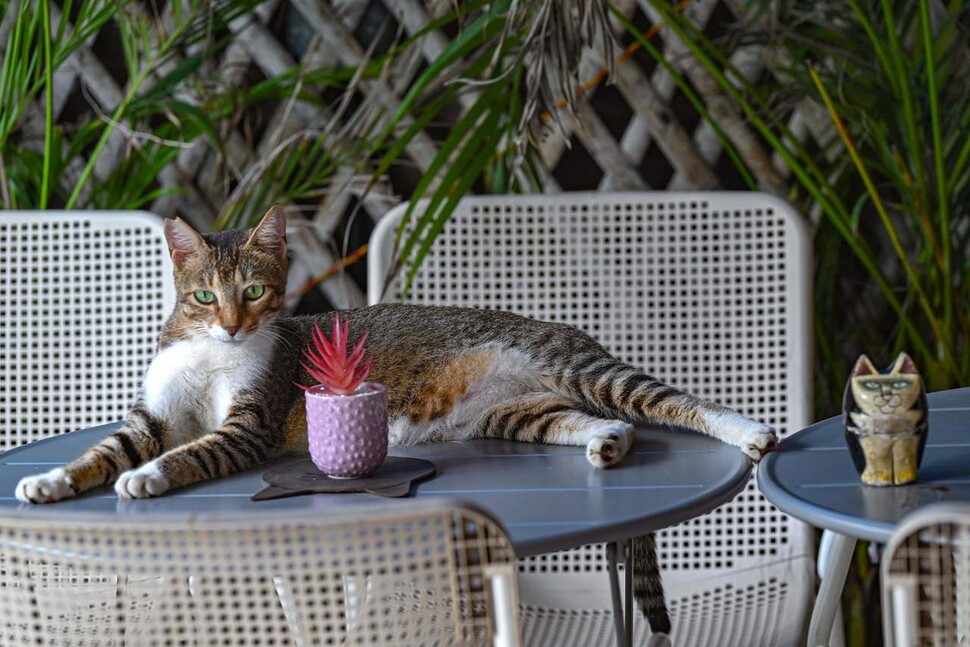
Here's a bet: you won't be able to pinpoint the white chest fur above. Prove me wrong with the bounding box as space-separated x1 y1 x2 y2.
142 333 276 442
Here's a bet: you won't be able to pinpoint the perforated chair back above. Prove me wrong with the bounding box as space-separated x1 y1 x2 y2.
0 212 174 449
0 499 521 646
882 503 970 647
368 192 815 646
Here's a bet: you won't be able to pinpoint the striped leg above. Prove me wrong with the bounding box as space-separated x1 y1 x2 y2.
477 394 635 468
558 358 778 463
15 401 168 503
115 407 275 499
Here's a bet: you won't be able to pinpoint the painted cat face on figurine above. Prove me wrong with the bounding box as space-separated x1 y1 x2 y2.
850 354 923 417
843 352 928 486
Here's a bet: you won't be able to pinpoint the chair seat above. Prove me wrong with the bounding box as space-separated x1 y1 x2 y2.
520 555 815 647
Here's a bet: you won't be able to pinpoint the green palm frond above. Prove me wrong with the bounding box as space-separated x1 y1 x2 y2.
369 0 618 298
633 0 970 392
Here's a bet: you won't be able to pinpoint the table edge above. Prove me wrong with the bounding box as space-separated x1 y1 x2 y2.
757 387 970 543
757 451 895 543
516 457 752 556
1 422 754 557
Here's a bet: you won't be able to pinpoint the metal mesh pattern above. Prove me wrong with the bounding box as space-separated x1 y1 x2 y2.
521 576 790 647
0 501 517 646
368 191 814 645
0 212 174 449
370 192 811 569
883 504 970 647
666 577 789 646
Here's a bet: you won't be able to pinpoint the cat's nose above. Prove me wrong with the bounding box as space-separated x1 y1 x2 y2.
224 325 240 337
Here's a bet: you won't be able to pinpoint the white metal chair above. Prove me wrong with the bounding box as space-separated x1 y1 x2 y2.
0 211 174 449
882 502 970 647
0 498 521 646
368 192 815 646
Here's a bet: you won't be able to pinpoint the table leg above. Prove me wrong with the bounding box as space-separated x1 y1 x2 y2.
625 539 633 642
807 531 856 647
606 540 633 647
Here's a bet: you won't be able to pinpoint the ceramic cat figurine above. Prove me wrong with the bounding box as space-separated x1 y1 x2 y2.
15 206 778 635
843 353 928 486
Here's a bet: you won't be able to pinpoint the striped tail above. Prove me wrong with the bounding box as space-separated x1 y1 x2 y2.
633 533 671 634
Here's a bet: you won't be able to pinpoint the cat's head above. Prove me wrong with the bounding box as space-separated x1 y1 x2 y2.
164 206 287 343
849 352 922 416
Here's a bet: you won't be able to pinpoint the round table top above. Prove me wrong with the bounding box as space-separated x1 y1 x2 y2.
0 423 751 557
759 387 970 543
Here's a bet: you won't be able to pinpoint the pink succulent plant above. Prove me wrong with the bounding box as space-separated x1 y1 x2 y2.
298 314 372 396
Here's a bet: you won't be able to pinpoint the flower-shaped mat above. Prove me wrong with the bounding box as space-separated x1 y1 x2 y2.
252 457 436 501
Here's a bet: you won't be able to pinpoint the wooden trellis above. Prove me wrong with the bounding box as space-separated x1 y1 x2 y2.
2 0 832 311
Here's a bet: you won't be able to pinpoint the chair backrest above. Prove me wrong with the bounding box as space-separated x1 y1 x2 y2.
882 503 970 647
0 211 174 448
0 499 520 646
368 192 813 576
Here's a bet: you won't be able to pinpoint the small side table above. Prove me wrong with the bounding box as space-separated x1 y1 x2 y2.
758 387 970 646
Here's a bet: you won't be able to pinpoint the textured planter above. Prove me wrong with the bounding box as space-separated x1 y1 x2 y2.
305 382 388 479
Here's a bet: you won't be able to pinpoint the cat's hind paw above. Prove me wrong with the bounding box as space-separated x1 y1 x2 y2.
741 424 778 464
115 461 170 499
15 468 76 504
586 422 635 468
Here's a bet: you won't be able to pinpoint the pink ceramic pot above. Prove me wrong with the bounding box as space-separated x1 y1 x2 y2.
305 382 388 479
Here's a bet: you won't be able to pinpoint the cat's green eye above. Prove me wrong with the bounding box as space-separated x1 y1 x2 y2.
863 381 881 390
194 290 216 305
243 284 265 300
893 380 911 388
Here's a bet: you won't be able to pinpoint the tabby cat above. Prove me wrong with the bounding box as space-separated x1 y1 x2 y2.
16 206 778 635
844 353 928 486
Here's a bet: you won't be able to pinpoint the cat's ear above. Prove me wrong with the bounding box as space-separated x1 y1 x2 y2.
890 352 918 375
246 205 287 258
164 217 206 268
851 354 878 376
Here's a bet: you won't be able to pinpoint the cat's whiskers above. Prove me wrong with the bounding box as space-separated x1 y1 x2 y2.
191 322 211 340
255 324 298 354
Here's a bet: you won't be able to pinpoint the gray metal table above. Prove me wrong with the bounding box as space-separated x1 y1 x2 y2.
759 387 970 646
0 421 750 646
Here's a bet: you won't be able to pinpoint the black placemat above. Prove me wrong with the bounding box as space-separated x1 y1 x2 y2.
252 457 437 501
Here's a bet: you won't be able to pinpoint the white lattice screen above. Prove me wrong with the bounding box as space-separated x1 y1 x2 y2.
0 212 174 449
2 0 828 312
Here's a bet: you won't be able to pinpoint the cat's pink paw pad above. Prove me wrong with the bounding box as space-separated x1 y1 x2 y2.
115 462 170 499
586 422 635 468
742 425 778 463
15 468 76 504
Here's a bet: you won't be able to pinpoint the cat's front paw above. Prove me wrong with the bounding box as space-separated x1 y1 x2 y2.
741 424 778 463
586 422 635 468
115 461 170 499
16 468 76 504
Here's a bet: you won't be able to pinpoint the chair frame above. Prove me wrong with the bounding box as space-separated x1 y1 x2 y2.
0 210 175 447
882 502 970 647
0 498 522 646
368 191 816 646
